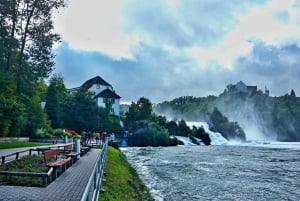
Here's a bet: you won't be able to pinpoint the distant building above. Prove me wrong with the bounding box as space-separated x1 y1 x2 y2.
120 104 130 115
226 81 258 94
70 75 121 115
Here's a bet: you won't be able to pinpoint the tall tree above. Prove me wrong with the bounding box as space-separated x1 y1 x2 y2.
0 0 66 94
62 89 100 132
0 0 66 137
45 74 67 128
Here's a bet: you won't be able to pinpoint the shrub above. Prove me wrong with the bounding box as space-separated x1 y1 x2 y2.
128 125 169 147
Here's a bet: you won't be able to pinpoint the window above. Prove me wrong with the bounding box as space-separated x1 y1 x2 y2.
96 84 100 89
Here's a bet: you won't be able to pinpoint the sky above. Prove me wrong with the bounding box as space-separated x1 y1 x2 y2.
53 0 300 103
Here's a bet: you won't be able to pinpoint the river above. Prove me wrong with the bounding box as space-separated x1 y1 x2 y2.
121 143 300 201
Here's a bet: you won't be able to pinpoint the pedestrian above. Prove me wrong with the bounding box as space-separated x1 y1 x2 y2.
87 131 92 144
92 132 96 143
101 132 107 144
110 133 115 142
96 132 100 144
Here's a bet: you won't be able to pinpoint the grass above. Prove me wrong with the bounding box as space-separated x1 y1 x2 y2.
0 141 50 149
100 146 154 201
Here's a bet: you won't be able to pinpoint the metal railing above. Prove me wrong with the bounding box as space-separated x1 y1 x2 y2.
81 140 108 201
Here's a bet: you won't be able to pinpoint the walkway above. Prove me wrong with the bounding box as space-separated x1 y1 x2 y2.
0 148 101 201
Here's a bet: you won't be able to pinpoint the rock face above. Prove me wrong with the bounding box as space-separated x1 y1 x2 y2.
209 107 246 141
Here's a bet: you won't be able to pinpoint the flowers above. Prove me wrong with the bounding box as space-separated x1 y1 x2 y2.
73 134 82 139
67 130 81 139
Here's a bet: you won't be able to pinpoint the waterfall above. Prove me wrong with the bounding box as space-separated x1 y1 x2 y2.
186 121 229 145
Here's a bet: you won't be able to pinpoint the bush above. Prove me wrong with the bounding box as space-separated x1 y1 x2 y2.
128 125 169 147
53 128 65 138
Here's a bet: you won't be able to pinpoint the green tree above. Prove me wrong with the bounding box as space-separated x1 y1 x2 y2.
62 89 100 132
124 97 154 132
45 74 67 128
0 0 66 93
0 0 66 137
177 119 190 136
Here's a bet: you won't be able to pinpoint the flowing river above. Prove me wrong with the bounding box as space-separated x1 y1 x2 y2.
121 143 300 201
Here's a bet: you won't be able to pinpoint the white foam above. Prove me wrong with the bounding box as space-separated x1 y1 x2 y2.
186 121 229 145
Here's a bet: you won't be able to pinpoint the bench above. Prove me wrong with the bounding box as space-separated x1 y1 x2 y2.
80 141 92 156
63 144 80 165
43 149 71 180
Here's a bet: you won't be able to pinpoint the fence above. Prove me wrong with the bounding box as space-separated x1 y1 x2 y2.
81 139 108 201
0 143 73 165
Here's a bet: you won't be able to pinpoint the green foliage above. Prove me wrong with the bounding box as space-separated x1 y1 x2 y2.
0 0 66 137
128 124 169 147
21 95 47 138
45 74 66 128
0 95 25 136
53 128 65 139
125 97 153 123
61 89 100 132
156 88 300 142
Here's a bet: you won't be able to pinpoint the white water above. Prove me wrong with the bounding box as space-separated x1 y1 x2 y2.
174 136 200 145
122 144 300 201
186 121 229 145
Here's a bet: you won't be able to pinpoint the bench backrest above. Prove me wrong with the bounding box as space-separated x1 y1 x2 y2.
64 144 73 151
44 149 60 160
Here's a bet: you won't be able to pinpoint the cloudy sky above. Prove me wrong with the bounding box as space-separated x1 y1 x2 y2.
53 0 300 103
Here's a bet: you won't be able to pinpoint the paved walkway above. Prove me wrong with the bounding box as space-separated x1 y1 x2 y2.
0 147 101 201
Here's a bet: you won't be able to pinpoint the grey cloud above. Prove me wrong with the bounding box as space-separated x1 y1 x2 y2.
233 41 300 95
123 0 268 48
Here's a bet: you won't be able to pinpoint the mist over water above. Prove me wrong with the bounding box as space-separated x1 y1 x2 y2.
122 144 300 201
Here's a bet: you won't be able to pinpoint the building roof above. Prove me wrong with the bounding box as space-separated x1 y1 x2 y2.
95 89 121 99
81 76 112 89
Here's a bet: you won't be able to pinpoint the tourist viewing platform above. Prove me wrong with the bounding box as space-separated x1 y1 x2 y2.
0 141 107 201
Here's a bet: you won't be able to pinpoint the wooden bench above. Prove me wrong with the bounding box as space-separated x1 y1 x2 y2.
80 141 92 156
63 144 80 165
43 149 71 180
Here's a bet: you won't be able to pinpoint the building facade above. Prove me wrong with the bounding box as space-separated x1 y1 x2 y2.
81 76 121 115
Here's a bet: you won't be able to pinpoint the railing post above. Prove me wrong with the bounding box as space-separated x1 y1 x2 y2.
1 156 5 165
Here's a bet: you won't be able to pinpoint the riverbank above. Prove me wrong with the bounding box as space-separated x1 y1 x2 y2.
101 146 154 201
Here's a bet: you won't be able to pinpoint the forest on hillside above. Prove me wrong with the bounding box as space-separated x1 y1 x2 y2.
155 88 300 142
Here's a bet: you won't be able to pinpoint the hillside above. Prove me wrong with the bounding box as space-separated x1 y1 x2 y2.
155 82 300 142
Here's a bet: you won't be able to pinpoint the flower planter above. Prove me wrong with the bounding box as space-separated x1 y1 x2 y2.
74 139 81 157
64 136 68 143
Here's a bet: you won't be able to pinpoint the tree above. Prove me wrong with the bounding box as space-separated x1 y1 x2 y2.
0 0 66 94
177 119 191 136
124 97 154 132
45 74 67 128
290 89 296 97
61 89 100 132
0 0 66 137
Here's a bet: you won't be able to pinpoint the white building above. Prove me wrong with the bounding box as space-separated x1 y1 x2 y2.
81 76 121 115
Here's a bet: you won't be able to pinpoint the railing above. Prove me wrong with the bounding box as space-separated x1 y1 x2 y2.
81 140 108 201
0 143 74 165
